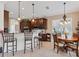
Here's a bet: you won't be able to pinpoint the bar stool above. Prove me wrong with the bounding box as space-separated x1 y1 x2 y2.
34 35 41 49
38 33 43 47
2 33 17 57
33 31 40 48
34 32 43 49
24 31 33 53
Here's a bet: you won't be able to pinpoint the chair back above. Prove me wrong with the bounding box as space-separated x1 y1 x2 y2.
52 34 58 42
73 33 78 37
24 31 33 40
38 31 43 38
2 33 14 42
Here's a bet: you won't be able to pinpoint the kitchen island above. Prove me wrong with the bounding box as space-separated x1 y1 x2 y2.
0 29 42 52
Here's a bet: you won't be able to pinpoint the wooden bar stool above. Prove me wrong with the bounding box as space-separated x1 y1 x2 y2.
24 31 33 53
34 32 43 49
34 35 41 49
2 33 17 57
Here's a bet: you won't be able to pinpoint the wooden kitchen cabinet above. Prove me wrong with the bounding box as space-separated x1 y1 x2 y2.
39 33 51 41
20 19 31 32
31 18 47 29
4 10 9 32
20 18 47 32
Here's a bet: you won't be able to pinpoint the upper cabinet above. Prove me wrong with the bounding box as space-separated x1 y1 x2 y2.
20 18 47 32
31 18 47 29
20 19 31 32
4 10 9 32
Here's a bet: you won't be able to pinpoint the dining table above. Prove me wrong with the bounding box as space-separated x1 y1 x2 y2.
57 36 79 57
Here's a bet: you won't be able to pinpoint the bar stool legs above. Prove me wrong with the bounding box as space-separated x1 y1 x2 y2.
15 39 17 52
24 40 26 54
2 40 17 57
39 41 40 49
24 40 33 54
31 40 33 52
7 42 8 53
2 43 4 57
12 41 14 56
34 37 41 49
34 39 35 48
41 41 42 47
34 39 38 48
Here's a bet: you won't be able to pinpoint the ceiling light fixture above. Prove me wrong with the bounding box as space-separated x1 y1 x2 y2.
46 6 50 10
60 2 70 25
17 1 21 21
32 3 35 22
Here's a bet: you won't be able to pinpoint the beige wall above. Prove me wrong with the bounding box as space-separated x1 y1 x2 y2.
46 12 79 33
0 2 4 31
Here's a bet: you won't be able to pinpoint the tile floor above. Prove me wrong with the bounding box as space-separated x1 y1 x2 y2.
0 42 76 57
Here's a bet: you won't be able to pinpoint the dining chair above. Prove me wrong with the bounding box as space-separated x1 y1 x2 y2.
52 34 58 49
24 31 33 53
65 34 79 56
2 33 17 57
66 42 79 56
52 34 66 53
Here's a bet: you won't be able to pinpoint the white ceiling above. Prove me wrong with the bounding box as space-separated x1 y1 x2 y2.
3 1 79 19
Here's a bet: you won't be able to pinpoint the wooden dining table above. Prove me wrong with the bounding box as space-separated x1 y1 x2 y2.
57 36 79 57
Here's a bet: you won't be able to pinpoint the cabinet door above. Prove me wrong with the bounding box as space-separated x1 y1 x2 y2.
4 10 9 28
43 19 47 29
20 20 31 32
4 10 9 32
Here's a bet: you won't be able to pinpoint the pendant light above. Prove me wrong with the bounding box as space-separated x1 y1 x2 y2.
17 1 21 20
32 3 35 22
60 2 69 39
60 2 70 25
63 2 68 24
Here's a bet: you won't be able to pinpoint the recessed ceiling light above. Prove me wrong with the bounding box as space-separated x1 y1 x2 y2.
22 8 24 10
46 6 50 10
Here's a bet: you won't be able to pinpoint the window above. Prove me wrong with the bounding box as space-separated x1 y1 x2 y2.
52 18 72 38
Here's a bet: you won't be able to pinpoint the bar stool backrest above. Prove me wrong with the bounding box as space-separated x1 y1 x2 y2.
38 32 43 38
24 31 33 40
2 33 14 42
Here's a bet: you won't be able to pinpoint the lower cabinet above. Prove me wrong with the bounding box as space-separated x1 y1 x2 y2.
41 33 51 41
